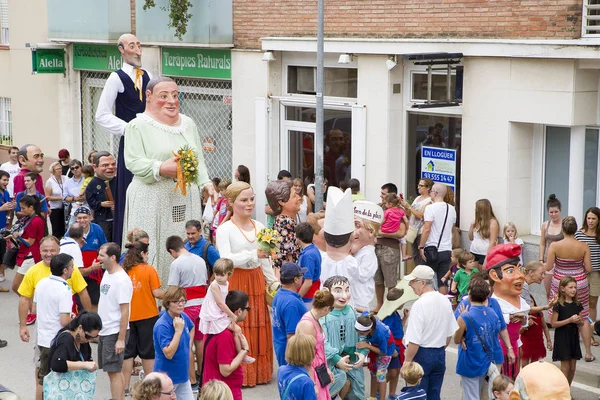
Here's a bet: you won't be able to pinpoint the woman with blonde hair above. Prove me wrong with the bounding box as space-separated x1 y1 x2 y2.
199 380 234 400
277 333 317 400
215 181 279 386
296 290 335 399
468 199 499 266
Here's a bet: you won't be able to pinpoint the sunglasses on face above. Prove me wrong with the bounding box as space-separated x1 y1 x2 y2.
84 332 98 340
70 166 80 171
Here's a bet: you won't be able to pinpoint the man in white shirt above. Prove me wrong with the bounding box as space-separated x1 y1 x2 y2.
402 265 458 400
33 253 75 398
59 223 85 268
95 33 152 248
97 242 133 400
418 183 456 295
0 146 21 199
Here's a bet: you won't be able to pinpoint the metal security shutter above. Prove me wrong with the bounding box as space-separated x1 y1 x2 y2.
175 78 233 181
80 71 116 160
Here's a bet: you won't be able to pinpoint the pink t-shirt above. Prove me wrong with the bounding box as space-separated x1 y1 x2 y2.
202 329 243 400
381 207 405 234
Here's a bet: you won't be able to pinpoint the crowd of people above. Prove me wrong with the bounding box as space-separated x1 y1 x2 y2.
0 32 591 400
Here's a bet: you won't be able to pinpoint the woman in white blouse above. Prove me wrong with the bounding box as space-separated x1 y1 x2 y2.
215 181 279 387
45 161 67 238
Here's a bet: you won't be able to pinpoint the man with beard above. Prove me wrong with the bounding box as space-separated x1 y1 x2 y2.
96 34 151 247
321 275 368 400
86 151 117 242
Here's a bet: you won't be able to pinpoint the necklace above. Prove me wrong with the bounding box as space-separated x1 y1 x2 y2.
231 218 257 243
309 310 323 332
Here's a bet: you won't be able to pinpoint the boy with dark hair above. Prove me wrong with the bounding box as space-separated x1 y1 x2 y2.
348 178 365 202
296 222 322 308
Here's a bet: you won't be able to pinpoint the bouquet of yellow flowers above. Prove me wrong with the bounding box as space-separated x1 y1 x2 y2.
173 145 199 196
256 228 282 257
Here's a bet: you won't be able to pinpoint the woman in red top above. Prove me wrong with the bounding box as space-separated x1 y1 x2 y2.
10 195 45 293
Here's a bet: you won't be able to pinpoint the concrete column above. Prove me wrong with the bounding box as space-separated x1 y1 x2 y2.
568 126 585 221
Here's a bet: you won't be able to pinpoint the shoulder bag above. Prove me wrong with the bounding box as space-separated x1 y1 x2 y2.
282 374 304 400
464 314 499 383
3 217 34 269
423 203 449 265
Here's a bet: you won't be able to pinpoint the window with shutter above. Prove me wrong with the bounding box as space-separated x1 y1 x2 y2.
0 0 8 45
0 98 12 145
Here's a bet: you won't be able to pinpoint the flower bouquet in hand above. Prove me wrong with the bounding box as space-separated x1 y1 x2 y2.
256 228 282 257
173 145 199 196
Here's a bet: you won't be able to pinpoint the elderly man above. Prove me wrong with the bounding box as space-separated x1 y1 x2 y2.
402 264 458 400
96 34 151 247
17 236 91 400
59 222 85 268
133 372 176 400
85 151 117 241
418 183 456 295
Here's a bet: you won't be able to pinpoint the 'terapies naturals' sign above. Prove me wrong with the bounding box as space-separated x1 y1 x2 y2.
162 48 231 79
73 43 123 72
32 49 65 74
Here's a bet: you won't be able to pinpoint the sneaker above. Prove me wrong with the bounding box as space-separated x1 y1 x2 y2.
191 382 199 393
243 355 256 364
0 273 5 282
26 314 36 325
0 339 7 348
138 370 145 380
124 389 131 398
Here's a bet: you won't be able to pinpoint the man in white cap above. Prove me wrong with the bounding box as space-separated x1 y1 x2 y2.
402 265 458 400
349 201 383 312
319 187 357 285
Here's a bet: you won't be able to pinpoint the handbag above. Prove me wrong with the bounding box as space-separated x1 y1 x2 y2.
405 225 418 243
423 203 449 265
2 239 18 269
314 362 332 387
43 370 97 400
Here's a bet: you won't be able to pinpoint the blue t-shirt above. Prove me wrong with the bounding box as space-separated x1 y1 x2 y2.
455 297 506 364
185 237 220 273
277 365 317 400
382 311 404 345
153 310 194 384
365 317 395 357
398 385 427 400
456 305 501 378
0 189 10 227
272 288 307 367
79 223 108 251
298 243 322 302
15 191 48 213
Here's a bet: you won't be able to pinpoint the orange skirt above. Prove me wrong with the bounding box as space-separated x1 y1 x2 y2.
229 267 273 386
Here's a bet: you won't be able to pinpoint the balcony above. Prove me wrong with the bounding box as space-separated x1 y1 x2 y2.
136 0 232 45
48 0 130 41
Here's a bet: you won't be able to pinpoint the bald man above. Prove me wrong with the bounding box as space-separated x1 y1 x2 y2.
509 361 570 400
96 33 152 247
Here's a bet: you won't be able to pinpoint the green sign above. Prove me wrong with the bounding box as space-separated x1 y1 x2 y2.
32 49 65 74
73 43 122 72
162 48 231 79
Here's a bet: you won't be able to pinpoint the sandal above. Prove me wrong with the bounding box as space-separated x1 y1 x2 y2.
0 287 8 293
585 355 596 362
592 339 600 347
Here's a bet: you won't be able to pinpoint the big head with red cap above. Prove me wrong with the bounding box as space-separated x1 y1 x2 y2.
486 243 524 307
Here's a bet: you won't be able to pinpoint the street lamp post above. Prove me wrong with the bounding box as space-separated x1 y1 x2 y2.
314 0 325 211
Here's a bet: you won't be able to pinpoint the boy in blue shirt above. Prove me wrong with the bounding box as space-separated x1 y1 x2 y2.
382 288 405 400
272 262 308 367
398 362 427 400
295 222 322 309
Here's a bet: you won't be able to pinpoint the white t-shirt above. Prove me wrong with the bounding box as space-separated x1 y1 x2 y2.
423 202 456 252
98 268 133 336
59 237 84 268
319 253 358 288
403 290 459 348
349 245 378 309
168 252 208 307
34 276 73 347
45 176 67 209
0 161 20 198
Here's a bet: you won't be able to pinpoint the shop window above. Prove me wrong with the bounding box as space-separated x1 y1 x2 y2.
584 128 599 212
406 113 462 219
411 71 456 102
583 0 600 36
0 0 7 45
543 126 570 218
287 66 357 98
0 97 11 145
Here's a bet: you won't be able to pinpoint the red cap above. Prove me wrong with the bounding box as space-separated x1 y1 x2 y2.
58 149 70 160
486 243 522 271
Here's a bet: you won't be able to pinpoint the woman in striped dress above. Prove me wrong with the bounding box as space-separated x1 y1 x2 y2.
547 216 594 362
575 207 600 323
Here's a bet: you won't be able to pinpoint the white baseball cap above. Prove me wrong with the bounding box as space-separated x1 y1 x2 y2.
403 265 435 281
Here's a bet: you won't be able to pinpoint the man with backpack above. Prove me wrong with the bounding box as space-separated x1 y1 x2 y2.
184 219 220 278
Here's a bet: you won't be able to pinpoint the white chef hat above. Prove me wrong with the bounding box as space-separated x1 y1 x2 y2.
353 201 383 224
324 187 354 236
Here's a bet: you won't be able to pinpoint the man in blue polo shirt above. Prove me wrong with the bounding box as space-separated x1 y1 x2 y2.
272 262 308 367
184 219 219 276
